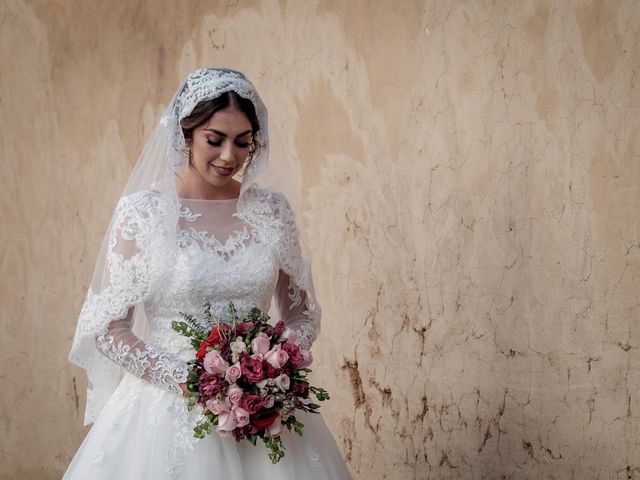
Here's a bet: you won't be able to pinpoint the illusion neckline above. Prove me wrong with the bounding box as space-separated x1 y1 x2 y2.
178 196 239 202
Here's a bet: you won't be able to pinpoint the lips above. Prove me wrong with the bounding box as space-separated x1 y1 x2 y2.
212 165 235 177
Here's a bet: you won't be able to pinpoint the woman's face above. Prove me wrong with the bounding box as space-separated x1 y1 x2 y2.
188 106 253 191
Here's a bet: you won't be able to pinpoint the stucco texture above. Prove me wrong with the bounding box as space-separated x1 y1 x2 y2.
1 1 639 479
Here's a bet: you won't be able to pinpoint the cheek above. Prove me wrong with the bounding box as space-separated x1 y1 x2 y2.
193 143 217 162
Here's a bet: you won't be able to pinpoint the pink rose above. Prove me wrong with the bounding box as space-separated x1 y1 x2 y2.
264 344 289 369
232 406 250 428
266 417 282 437
215 411 238 437
203 350 229 376
250 353 264 362
274 373 290 392
251 332 271 356
206 397 231 415
225 362 242 384
227 386 243 405
279 327 299 344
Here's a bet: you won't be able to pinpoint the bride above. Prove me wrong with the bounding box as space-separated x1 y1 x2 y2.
64 68 352 479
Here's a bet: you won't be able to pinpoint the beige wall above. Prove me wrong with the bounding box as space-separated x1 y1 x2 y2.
1 0 639 478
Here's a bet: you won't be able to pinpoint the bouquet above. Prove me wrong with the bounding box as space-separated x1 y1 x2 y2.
171 302 330 463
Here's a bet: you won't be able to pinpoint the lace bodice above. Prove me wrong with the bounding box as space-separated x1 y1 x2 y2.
92 186 318 399
143 202 279 357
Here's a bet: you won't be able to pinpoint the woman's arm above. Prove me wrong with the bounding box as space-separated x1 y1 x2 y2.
271 191 321 351
95 307 188 394
274 270 318 350
92 193 188 394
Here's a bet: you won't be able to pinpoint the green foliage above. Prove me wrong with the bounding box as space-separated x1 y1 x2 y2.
263 435 285 464
193 420 213 439
293 368 311 380
171 313 208 343
310 386 331 401
283 415 305 436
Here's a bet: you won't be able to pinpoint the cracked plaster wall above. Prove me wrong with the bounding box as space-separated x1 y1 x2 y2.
1 0 639 479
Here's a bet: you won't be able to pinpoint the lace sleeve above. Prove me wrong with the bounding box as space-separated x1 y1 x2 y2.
95 310 187 394
274 270 317 350
94 194 187 394
238 187 321 350
271 193 320 350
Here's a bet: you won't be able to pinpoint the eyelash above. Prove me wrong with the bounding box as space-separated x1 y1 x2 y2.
207 139 252 148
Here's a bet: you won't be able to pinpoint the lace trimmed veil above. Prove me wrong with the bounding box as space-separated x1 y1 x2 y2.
69 68 320 425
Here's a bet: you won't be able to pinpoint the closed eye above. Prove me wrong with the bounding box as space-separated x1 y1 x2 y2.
207 139 252 148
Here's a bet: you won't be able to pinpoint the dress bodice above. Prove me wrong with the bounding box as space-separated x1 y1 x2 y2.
144 200 280 357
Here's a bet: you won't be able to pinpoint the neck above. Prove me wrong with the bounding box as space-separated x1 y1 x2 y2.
176 168 241 200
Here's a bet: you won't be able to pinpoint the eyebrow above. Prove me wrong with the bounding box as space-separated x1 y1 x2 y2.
203 128 252 138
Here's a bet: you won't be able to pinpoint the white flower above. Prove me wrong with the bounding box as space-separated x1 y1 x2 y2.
230 338 247 363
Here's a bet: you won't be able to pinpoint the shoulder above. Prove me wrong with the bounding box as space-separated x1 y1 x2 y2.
115 189 163 220
111 190 166 241
241 185 295 222
239 186 300 247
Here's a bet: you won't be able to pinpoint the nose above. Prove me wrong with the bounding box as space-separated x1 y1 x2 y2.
219 140 235 164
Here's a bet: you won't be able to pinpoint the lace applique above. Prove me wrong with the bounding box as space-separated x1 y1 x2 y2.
96 331 188 394
176 226 252 260
179 205 201 222
167 399 205 480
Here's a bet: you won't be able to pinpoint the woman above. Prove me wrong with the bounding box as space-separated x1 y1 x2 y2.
64 68 351 479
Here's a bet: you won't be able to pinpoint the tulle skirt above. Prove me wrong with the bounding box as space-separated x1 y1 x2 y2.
63 374 352 479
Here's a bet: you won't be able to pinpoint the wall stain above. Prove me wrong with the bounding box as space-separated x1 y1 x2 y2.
341 359 365 408
72 376 79 413
575 0 624 83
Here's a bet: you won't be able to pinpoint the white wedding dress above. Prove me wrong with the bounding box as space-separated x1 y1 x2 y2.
64 187 351 480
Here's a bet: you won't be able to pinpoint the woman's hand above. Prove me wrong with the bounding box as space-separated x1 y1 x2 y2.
179 383 189 397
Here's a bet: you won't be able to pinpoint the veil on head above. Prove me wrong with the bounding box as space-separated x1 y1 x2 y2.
69 68 319 425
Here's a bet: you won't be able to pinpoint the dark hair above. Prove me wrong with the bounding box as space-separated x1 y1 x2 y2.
180 91 261 164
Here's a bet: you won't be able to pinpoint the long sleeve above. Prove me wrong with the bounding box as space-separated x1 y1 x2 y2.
95 311 188 394
270 191 321 351
274 269 318 350
93 193 188 394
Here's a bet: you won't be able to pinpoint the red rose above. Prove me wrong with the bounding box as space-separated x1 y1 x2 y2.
252 408 279 430
240 393 264 414
207 327 223 344
240 356 264 383
262 360 278 379
281 342 304 369
291 380 310 398
196 341 211 362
